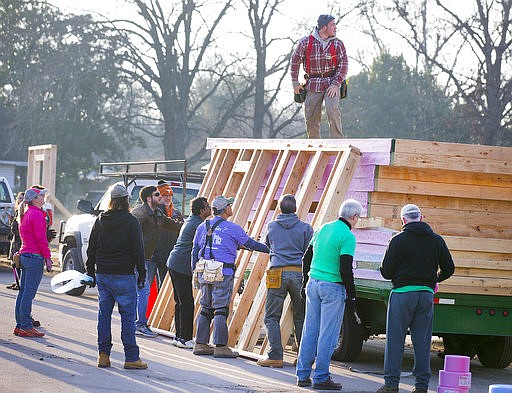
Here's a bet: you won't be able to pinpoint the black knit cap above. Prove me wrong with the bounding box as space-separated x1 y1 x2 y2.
317 14 335 30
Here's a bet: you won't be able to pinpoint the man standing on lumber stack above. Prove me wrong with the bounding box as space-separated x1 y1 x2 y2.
191 195 269 358
377 204 455 393
258 194 313 368
290 14 348 139
297 199 362 391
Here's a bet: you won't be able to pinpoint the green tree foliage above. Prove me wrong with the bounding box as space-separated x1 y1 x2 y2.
343 53 470 142
0 0 140 196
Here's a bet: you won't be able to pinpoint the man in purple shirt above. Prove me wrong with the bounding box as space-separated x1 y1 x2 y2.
191 195 269 358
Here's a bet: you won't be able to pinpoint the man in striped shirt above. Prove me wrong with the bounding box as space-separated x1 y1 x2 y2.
291 14 348 139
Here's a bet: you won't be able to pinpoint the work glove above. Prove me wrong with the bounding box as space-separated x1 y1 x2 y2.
45 258 53 272
345 297 362 325
137 274 146 290
46 228 57 242
81 275 96 288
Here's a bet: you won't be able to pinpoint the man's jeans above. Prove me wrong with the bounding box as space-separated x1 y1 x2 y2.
96 274 139 362
15 254 44 330
135 260 151 327
264 270 304 360
296 278 345 384
196 274 234 346
147 257 168 290
384 291 434 390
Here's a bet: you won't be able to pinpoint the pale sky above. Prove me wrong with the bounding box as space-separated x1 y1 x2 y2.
49 0 367 76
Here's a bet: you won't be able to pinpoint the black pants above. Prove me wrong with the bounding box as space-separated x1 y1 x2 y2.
169 269 194 341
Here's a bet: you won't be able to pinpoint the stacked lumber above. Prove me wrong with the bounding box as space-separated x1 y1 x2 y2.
354 139 512 297
149 138 512 354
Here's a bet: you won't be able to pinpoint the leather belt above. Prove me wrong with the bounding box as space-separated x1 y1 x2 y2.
270 266 302 272
305 71 336 79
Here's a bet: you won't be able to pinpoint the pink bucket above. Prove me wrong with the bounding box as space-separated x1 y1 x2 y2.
439 370 472 388
438 387 469 393
444 355 471 372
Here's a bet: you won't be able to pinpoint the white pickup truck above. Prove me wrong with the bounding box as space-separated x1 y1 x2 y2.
0 177 15 255
57 160 203 295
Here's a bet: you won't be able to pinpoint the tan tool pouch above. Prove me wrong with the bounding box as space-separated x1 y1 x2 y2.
265 268 282 289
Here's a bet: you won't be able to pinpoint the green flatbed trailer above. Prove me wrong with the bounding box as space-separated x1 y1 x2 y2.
333 277 512 369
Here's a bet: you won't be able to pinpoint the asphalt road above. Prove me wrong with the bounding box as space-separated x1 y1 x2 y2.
0 265 510 393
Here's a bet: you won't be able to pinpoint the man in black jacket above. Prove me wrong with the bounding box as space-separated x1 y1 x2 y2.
131 185 183 337
377 204 455 393
86 184 148 370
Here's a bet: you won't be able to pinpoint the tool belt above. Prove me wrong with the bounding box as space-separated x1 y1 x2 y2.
265 266 302 288
304 70 336 79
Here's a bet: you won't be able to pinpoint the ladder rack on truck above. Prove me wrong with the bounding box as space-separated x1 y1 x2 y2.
99 160 204 213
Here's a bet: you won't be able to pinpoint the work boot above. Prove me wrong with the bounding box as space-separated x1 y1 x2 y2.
312 376 342 390
213 345 239 358
297 378 312 387
193 343 214 355
97 352 111 368
124 358 148 369
376 385 399 393
256 358 283 368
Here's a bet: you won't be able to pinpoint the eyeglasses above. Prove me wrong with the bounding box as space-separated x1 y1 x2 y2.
152 192 160 197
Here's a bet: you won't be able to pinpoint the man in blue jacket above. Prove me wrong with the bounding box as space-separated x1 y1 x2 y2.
258 194 313 368
377 204 454 393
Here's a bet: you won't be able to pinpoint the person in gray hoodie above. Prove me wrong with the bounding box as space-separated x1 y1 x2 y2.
257 194 314 368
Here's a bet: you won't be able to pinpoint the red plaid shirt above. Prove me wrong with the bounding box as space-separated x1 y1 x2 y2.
291 34 348 93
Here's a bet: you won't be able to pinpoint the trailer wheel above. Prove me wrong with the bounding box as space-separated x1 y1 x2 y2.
475 336 512 369
442 335 475 358
332 308 364 362
62 248 86 297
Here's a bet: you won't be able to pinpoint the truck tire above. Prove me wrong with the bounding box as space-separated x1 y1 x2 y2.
332 309 364 362
475 336 512 369
442 335 476 358
62 248 86 296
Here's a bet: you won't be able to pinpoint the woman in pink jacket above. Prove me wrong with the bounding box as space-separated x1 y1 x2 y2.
14 187 52 338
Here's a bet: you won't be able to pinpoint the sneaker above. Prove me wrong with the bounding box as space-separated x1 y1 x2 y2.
124 358 148 369
193 343 214 355
312 377 342 391
135 325 158 338
98 352 111 368
297 378 312 387
213 345 239 358
412 388 428 393
256 358 283 368
376 385 399 393
176 338 194 349
170 337 179 346
17 328 45 338
13 327 20 336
